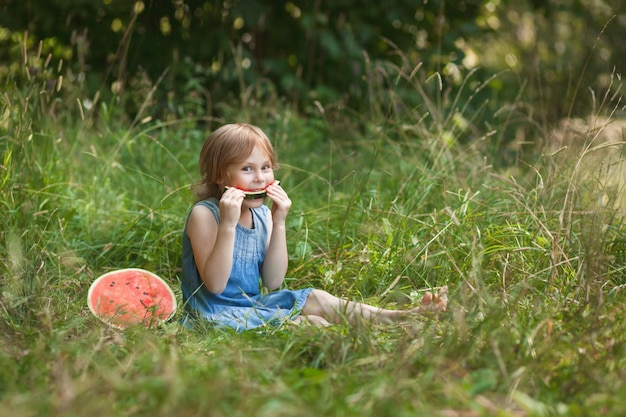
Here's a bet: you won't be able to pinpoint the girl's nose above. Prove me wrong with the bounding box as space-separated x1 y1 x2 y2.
254 170 265 181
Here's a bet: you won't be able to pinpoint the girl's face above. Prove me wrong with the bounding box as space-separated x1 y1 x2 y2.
222 145 275 204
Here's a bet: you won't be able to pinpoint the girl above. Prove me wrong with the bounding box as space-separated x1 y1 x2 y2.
181 123 448 331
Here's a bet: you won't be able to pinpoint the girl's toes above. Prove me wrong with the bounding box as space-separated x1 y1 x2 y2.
438 286 449 300
421 291 433 307
436 286 449 312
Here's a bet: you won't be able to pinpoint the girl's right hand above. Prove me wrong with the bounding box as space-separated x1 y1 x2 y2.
219 187 245 227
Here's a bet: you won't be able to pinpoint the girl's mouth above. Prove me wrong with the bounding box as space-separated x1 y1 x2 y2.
227 181 280 200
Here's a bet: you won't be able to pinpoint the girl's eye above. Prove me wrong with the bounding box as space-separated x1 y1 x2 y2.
240 164 271 172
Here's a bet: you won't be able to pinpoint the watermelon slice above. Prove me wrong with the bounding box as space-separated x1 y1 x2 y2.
87 268 177 329
225 180 280 200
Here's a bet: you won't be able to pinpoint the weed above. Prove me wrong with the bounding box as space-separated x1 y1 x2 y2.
2 31 626 417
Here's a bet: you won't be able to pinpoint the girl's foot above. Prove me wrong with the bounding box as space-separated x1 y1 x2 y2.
412 286 448 315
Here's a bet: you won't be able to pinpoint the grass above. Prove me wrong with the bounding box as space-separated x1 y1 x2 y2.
2 47 626 416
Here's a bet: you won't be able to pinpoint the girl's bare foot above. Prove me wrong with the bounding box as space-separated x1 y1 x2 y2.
412 286 448 315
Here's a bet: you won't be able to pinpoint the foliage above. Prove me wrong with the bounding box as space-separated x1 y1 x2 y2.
0 0 624 149
2 27 626 416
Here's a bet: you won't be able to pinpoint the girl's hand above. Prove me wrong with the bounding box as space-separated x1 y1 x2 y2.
219 187 245 227
265 181 291 224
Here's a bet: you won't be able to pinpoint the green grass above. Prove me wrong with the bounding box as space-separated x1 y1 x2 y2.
2 53 626 416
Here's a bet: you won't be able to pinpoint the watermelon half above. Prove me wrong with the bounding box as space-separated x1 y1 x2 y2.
87 268 177 329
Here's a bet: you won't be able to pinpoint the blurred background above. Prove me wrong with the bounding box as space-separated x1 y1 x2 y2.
1 0 624 162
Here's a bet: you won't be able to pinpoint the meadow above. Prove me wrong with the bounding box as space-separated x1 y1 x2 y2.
1 49 626 417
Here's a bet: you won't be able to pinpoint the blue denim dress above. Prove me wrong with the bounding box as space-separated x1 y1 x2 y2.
181 199 313 331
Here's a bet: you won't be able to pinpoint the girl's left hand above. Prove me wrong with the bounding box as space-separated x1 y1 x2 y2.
265 181 291 224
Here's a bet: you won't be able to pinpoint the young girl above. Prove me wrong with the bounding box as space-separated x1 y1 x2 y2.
181 123 448 331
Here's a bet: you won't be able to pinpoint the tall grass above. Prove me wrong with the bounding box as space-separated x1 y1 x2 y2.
2 39 626 416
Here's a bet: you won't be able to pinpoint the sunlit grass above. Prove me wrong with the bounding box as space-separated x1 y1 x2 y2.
2 46 626 416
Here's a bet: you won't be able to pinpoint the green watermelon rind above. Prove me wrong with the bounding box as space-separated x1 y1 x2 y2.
225 180 280 200
87 268 177 329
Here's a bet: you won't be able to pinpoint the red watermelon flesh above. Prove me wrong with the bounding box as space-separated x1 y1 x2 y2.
88 268 176 328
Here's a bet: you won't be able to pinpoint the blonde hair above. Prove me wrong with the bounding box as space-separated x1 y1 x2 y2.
193 123 277 201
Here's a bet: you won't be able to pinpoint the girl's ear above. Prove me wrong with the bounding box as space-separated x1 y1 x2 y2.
217 172 231 185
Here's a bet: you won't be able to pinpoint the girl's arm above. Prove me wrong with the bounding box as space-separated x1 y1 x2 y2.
261 182 291 290
187 190 245 294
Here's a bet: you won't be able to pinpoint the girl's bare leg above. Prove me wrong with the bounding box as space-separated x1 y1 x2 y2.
301 286 448 325
293 314 332 327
